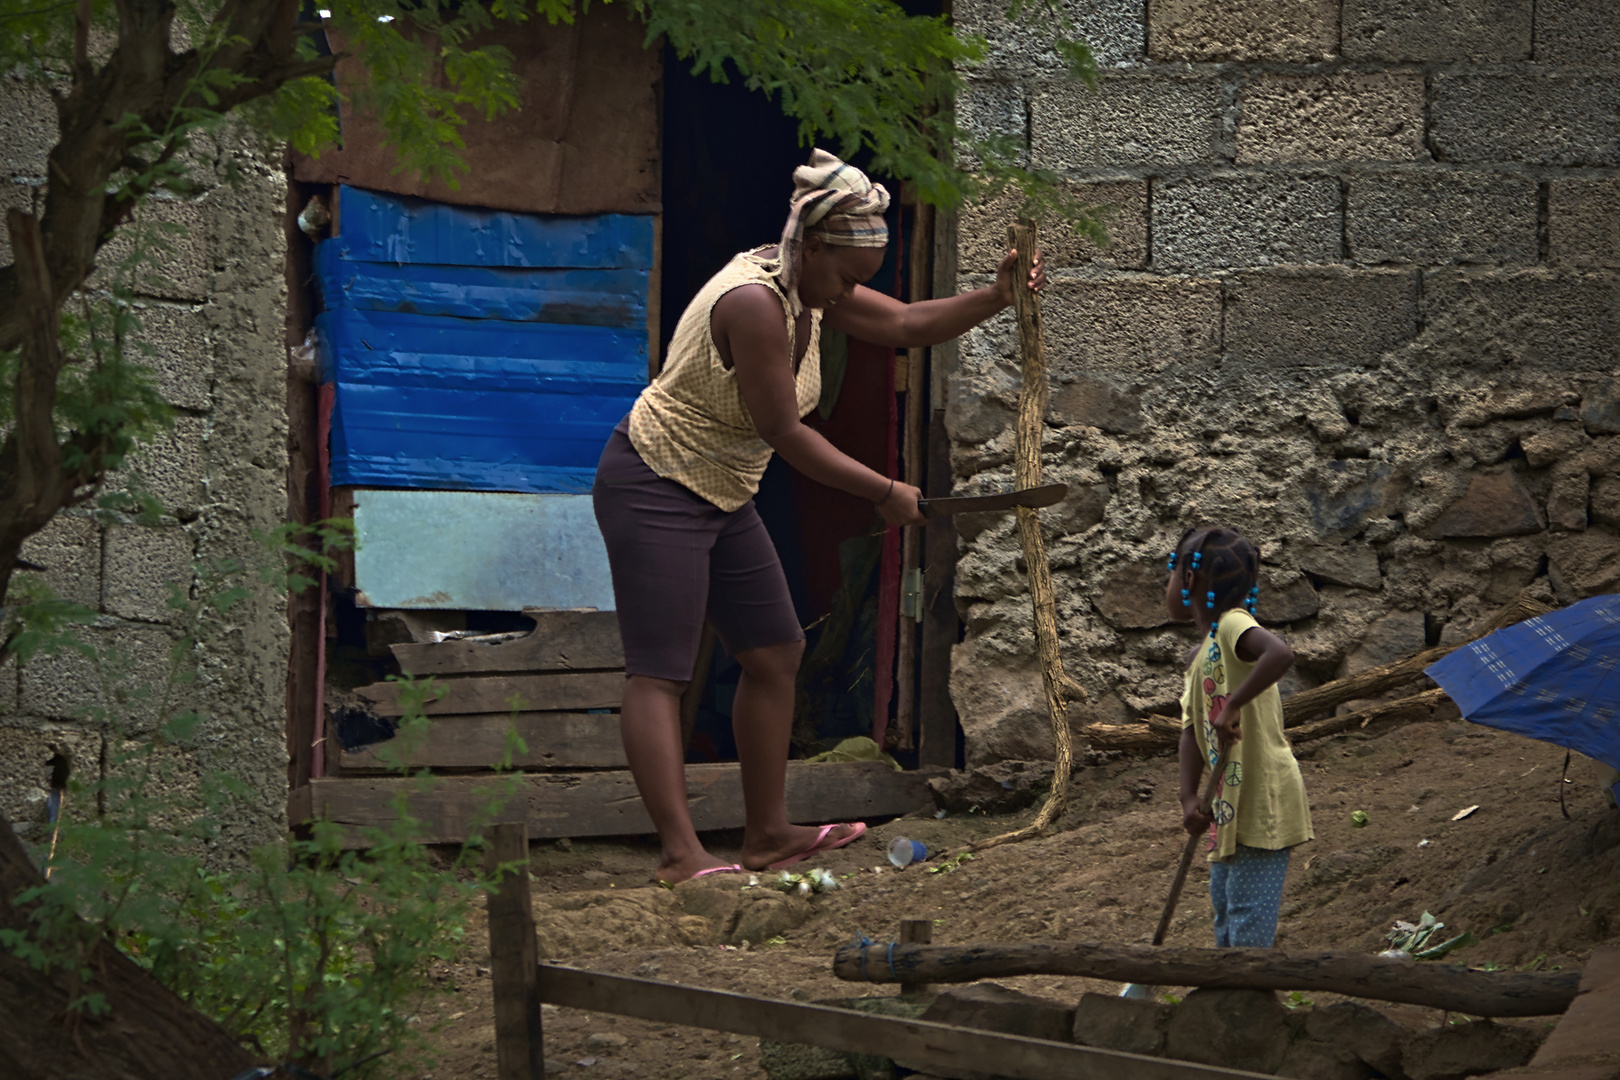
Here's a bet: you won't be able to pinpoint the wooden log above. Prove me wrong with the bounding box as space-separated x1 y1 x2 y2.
538 965 1274 1080
356 670 623 716
831 940 1579 1018
899 918 933 997
486 822 543 1080
390 609 624 676
1285 687 1450 743
298 760 937 845
339 712 626 771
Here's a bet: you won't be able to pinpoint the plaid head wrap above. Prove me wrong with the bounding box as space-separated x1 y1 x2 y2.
777 149 890 316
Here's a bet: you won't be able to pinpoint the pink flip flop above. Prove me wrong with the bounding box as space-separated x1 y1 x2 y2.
658 863 746 887
767 822 868 870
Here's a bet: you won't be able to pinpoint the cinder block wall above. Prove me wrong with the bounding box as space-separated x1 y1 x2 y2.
947 0 1620 763
2 73 290 852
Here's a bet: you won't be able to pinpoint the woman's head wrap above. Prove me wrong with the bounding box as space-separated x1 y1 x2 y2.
776 149 890 315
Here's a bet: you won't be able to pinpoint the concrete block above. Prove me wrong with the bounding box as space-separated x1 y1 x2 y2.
1342 0 1532 61
1422 269 1620 372
957 79 1028 168
1534 0 1620 64
959 180 1148 273
1548 179 1620 269
1224 269 1420 369
19 621 183 731
0 75 58 178
16 514 101 608
1153 175 1341 270
1032 76 1224 170
1048 371 1145 433
102 524 194 623
131 302 212 410
1238 73 1426 164
1347 170 1537 265
111 414 209 517
1431 72 1620 166
1146 0 1337 61
0 726 103 842
954 0 1146 72
90 195 212 302
1042 275 1222 373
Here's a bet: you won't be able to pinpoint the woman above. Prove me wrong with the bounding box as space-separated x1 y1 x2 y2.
593 149 1045 884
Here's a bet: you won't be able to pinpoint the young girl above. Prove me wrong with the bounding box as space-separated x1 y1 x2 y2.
1165 525 1313 949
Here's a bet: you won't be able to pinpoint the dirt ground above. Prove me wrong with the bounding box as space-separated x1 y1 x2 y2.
409 717 1620 1079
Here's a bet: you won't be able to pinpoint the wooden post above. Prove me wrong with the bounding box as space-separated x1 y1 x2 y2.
917 408 960 769
894 200 935 752
486 822 544 1080
899 918 933 997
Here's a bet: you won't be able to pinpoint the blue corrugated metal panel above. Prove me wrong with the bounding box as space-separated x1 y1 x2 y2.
313 243 648 326
351 490 614 611
336 185 653 269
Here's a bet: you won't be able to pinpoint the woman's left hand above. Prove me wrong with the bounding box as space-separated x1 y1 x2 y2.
995 247 1046 307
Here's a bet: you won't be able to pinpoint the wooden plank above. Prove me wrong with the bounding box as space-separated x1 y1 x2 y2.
537 966 1274 1080
832 941 1580 1019
1531 946 1620 1065
301 761 936 844
487 823 543 1080
390 609 624 676
356 671 623 716
339 712 626 771
918 408 960 768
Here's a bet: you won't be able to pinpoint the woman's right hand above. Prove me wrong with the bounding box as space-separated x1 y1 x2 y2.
877 480 926 526
1181 794 1212 836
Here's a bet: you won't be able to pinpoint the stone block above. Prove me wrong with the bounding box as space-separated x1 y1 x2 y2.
1421 270 1620 373
131 303 212 410
0 727 103 842
111 415 208 517
1548 179 1620 269
1347 170 1537 266
15 514 101 608
1592 475 1620 529
957 79 1028 168
0 182 44 267
1305 1000 1407 1077
1096 561 1174 629
1277 1038 1376 1080
102 524 194 622
1401 1019 1543 1080
1448 385 1579 427
0 653 14 717
1224 270 1419 370
1165 988 1292 1074
1049 372 1144 433
1522 424 1588 468
920 981 1075 1044
1343 610 1426 675
757 1040 849 1080
1032 77 1224 170
19 621 183 731
1238 73 1426 163
1580 381 1620 435
954 0 1147 72
1146 0 1337 61
91 195 213 302
1419 466 1543 539
1043 276 1222 373
1298 544 1382 590
1072 992 1173 1055
1547 531 1620 598
1258 567 1321 624
959 181 1148 274
946 367 1018 446
0 75 58 178
1153 175 1341 270
1303 460 1398 537
1342 0 1532 61
1547 470 1590 531
727 892 813 947
1430 73 1620 166
1535 0 1620 64
1048 481 1111 538
951 642 1057 766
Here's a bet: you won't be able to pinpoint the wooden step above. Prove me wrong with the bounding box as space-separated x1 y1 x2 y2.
356 670 623 716
390 609 623 676
340 712 626 771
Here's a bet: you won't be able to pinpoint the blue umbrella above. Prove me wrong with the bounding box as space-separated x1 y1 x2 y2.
1426 595 1620 787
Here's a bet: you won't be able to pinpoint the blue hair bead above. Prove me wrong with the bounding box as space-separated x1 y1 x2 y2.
1209 620 1219 638
1166 553 1177 571
1191 552 1203 569
1206 589 1216 610
1180 588 1190 603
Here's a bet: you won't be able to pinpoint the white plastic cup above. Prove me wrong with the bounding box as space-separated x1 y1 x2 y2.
887 837 927 868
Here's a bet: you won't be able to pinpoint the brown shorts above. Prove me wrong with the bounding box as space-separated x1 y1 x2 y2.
592 419 804 681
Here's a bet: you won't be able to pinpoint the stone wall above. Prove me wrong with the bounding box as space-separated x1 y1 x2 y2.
2 72 291 853
946 0 1620 763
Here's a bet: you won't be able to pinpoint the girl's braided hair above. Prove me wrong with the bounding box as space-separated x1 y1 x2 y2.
1168 526 1261 629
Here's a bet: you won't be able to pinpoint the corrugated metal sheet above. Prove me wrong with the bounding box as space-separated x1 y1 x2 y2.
352 490 614 611
314 186 651 494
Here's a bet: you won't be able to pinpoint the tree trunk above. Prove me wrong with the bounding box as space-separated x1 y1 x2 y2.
832 939 1579 1018
0 808 257 1080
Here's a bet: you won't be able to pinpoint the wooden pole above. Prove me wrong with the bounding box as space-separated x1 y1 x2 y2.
1152 745 1227 946
899 918 934 997
969 220 1079 854
894 200 934 752
832 940 1579 1018
486 821 544 1080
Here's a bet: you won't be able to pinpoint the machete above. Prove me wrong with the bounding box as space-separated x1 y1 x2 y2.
916 482 1068 519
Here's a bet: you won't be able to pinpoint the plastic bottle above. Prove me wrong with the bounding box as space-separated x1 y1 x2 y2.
887 837 927 868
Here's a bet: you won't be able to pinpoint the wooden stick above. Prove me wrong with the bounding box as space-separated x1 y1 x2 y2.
899 918 934 997
539 965 1275 1080
970 220 1078 855
487 822 544 1080
831 941 1579 1018
894 198 934 752
1152 744 1227 946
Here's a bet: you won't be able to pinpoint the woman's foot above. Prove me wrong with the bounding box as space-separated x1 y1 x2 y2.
739 822 866 871
653 851 741 886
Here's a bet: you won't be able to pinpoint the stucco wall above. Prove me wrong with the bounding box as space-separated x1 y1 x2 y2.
946 0 1620 763
2 73 290 852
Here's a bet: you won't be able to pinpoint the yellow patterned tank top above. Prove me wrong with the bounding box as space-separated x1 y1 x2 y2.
628 248 822 511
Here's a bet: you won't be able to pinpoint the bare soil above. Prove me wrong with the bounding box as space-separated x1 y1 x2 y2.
410 719 1620 1079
